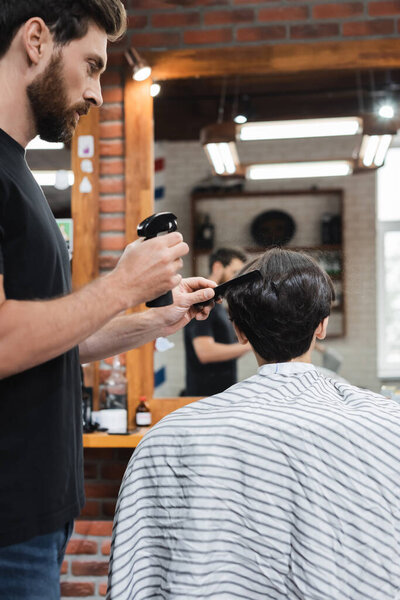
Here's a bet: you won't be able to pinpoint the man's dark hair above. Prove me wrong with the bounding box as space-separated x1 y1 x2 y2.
209 247 247 272
226 248 335 363
0 0 126 58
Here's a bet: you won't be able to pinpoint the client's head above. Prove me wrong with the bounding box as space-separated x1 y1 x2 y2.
226 248 335 364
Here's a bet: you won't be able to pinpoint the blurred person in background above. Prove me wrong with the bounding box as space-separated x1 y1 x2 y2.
184 247 251 396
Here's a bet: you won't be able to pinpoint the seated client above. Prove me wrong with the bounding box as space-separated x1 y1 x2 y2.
108 248 400 600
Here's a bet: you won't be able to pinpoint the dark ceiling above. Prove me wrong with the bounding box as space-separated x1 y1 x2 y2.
154 68 400 140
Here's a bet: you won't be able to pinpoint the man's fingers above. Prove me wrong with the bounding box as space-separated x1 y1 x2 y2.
183 277 217 290
194 305 213 320
187 287 215 305
164 231 184 247
171 273 183 289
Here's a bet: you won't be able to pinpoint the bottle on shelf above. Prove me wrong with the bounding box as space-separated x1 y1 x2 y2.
81 363 94 432
195 213 215 250
135 396 152 428
105 355 127 410
321 213 333 244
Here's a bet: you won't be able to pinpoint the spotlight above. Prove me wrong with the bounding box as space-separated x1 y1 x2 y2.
150 82 161 97
378 104 395 119
125 48 152 82
234 114 247 124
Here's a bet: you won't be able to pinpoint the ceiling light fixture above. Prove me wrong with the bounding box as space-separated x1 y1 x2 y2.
247 160 353 180
201 113 399 178
378 104 395 119
358 134 393 168
150 82 161 97
204 142 239 175
239 117 362 141
234 114 248 124
125 48 152 82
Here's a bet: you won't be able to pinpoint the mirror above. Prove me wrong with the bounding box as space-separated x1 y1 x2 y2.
150 67 400 397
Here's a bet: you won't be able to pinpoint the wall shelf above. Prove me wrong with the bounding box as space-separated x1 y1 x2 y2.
191 189 345 338
83 431 145 448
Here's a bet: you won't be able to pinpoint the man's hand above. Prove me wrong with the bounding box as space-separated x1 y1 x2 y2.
106 232 189 310
156 277 216 337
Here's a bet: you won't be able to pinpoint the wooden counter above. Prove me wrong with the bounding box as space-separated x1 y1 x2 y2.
83 430 146 448
83 397 202 448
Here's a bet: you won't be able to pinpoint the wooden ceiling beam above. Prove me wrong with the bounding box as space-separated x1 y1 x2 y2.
143 39 400 81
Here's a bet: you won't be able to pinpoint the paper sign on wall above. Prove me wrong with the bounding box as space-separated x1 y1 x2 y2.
81 159 93 173
78 135 94 158
56 218 73 260
79 176 92 194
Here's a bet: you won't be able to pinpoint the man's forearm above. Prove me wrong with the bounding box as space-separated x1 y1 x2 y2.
0 233 190 379
194 339 249 364
0 273 127 379
79 309 165 363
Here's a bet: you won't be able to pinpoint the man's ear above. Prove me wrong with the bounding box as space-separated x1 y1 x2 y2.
22 18 52 66
233 322 248 345
211 261 224 281
315 316 329 340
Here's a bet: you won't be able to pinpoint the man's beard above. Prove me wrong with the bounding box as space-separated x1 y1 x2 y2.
27 52 90 144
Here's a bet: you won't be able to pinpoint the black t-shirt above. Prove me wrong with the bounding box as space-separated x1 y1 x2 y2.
0 129 83 547
184 302 237 396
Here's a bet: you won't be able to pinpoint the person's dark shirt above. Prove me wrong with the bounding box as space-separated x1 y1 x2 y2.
0 129 83 547
184 302 237 396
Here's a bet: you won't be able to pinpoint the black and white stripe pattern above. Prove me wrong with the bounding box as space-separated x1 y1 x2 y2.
108 363 400 599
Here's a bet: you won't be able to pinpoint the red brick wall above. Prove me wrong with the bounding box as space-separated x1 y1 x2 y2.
81 449 132 519
61 521 113 598
61 450 133 598
99 71 126 276
121 0 400 50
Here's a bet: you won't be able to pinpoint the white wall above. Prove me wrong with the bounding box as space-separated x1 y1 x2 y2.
154 137 379 395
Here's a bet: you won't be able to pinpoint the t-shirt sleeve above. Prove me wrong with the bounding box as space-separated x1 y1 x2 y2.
187 309 215 339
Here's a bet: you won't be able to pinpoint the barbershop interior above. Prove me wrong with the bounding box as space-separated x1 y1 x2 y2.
24 2 400 597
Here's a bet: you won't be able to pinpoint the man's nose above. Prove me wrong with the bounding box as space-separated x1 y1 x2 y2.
85 80 103 108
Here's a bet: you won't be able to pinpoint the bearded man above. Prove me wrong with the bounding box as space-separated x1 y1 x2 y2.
0 2 215 597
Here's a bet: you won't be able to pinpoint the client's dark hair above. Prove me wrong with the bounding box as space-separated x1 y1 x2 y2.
226 248 335 363
209 247 247 272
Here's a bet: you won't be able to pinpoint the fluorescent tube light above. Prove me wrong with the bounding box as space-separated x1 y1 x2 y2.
204 142 238 175
27 137 64 150
32 170 74 187
247 160 353 180
374 135 392 167
219 143 236 174
360 134 392 167
239 117 362 141
360 135 380 167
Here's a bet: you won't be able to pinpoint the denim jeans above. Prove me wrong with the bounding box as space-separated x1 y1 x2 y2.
0 521 74 600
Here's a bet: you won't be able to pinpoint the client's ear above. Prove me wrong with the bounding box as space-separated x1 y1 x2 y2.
315 317 329 340
233 322 248 345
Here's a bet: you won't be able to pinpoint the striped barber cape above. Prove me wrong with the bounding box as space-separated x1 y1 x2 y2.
108 362 400 600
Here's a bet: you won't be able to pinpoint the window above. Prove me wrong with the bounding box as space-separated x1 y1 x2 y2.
377 147 400 377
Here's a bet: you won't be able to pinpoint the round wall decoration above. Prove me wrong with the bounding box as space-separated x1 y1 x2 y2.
250 210 296 247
